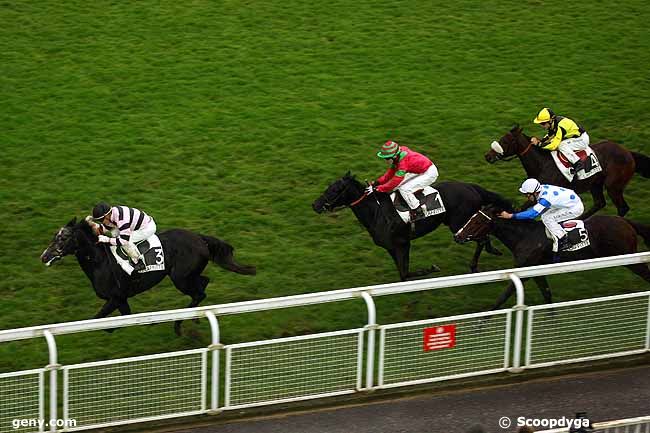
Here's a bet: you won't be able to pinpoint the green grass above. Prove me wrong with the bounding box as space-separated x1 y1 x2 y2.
1 0 650 372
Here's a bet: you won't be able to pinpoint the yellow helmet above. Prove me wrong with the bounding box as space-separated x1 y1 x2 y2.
533 107 555 124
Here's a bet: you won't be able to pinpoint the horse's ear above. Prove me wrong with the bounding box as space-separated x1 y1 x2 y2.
511 124 520 132
67 218 77 227
344 170 351 178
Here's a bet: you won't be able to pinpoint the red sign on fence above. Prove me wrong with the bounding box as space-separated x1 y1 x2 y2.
423 324 456 351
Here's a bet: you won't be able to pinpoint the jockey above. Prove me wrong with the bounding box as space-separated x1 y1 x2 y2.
86 202 157 272
498 178 584 252
367 140 439 220
530 108 590 179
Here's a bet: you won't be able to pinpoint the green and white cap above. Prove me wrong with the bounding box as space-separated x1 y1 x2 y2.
377 140 400 159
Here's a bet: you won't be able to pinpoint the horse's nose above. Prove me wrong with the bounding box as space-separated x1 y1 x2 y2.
484 152 496 164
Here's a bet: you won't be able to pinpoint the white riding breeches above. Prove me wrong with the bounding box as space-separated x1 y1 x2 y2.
122 220 157 262
541 203 584 241
397 164 439 209
558 132 590 164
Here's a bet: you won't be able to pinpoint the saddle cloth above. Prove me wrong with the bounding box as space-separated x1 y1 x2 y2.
110 234 165 275
545 220 591 252
551 146 602 182
391 186 446 224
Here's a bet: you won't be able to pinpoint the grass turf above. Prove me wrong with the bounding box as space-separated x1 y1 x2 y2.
1 0 650 372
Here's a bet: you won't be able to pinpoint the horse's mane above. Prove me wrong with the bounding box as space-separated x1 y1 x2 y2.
72 218 100 244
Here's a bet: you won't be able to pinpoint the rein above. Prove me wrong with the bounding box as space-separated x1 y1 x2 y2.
349 193 368 207
322 181 368 210
495 136 534 161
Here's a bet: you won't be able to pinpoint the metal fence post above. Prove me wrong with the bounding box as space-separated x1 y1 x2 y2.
43 331 60 432
646 294 650 351
361 292 377 390
205 311 222 414
508 274 526 372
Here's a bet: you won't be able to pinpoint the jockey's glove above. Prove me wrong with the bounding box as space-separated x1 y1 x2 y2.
97 235 111 243
365 185 374 194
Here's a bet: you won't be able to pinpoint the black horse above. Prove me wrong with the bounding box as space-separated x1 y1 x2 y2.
41 218 256 334
485 125 650 219
312 173 513 280
454 205 650 309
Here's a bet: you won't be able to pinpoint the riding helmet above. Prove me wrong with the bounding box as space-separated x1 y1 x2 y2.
533 107 555 124
519 178 542 194
377 140 400 159
92 202 112 220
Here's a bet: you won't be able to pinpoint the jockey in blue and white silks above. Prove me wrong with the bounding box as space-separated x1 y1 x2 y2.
499 178 584 251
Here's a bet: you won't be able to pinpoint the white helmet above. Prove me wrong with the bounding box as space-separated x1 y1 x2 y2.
519 178 541 194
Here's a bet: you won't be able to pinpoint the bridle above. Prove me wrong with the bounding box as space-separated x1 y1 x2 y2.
455 209 494 241
321 181 368 211
491 134 534 161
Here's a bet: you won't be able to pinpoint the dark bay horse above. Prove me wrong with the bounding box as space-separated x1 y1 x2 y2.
454 205 650 309
312 173 513 280
41 218 256 334
485 126 650 218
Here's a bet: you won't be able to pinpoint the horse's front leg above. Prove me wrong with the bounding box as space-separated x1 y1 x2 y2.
117 300 132 315
533 276 552 304
389 244 440 281
93 298 119 319
484 237 502 256
580 183 607 219
469 241 485 273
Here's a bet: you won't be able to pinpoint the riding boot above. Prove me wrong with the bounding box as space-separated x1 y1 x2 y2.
409 207 424 222
557 235 572 251
570 160 585 181
123 242 145 272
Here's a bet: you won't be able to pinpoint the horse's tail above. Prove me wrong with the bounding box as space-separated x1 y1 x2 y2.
471 184 514 212
631 151 650 178
625 219 650 248
200 235 257 275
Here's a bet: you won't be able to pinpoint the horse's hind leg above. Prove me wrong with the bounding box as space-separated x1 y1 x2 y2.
606 184 631 217
171 272 209 335
626 264 650 284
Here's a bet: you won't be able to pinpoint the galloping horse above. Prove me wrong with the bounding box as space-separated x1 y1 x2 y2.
41 218 256 334
485 126 650 219
454 205 650 309
312 173 513 280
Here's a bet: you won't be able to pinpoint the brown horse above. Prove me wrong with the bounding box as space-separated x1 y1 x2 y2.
485 126 650 219
454 205 650 309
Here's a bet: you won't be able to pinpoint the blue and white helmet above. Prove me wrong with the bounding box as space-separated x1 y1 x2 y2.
519 178 541 194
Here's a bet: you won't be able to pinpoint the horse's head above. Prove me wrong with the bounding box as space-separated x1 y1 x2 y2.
41 218 80 265
485 125 531 163
454 205 501 244
312 172 365 213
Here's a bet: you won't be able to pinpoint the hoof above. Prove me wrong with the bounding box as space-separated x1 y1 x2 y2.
431 265 441 272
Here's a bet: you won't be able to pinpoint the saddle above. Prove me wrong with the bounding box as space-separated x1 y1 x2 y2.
551 146 602 181
545 220 591 253
390 186 446 224
110 235 165 275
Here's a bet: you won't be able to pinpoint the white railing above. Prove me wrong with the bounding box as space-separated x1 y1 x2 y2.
526 292 650 368
0 253 649 432
378 310 511 388
537 415 650 432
